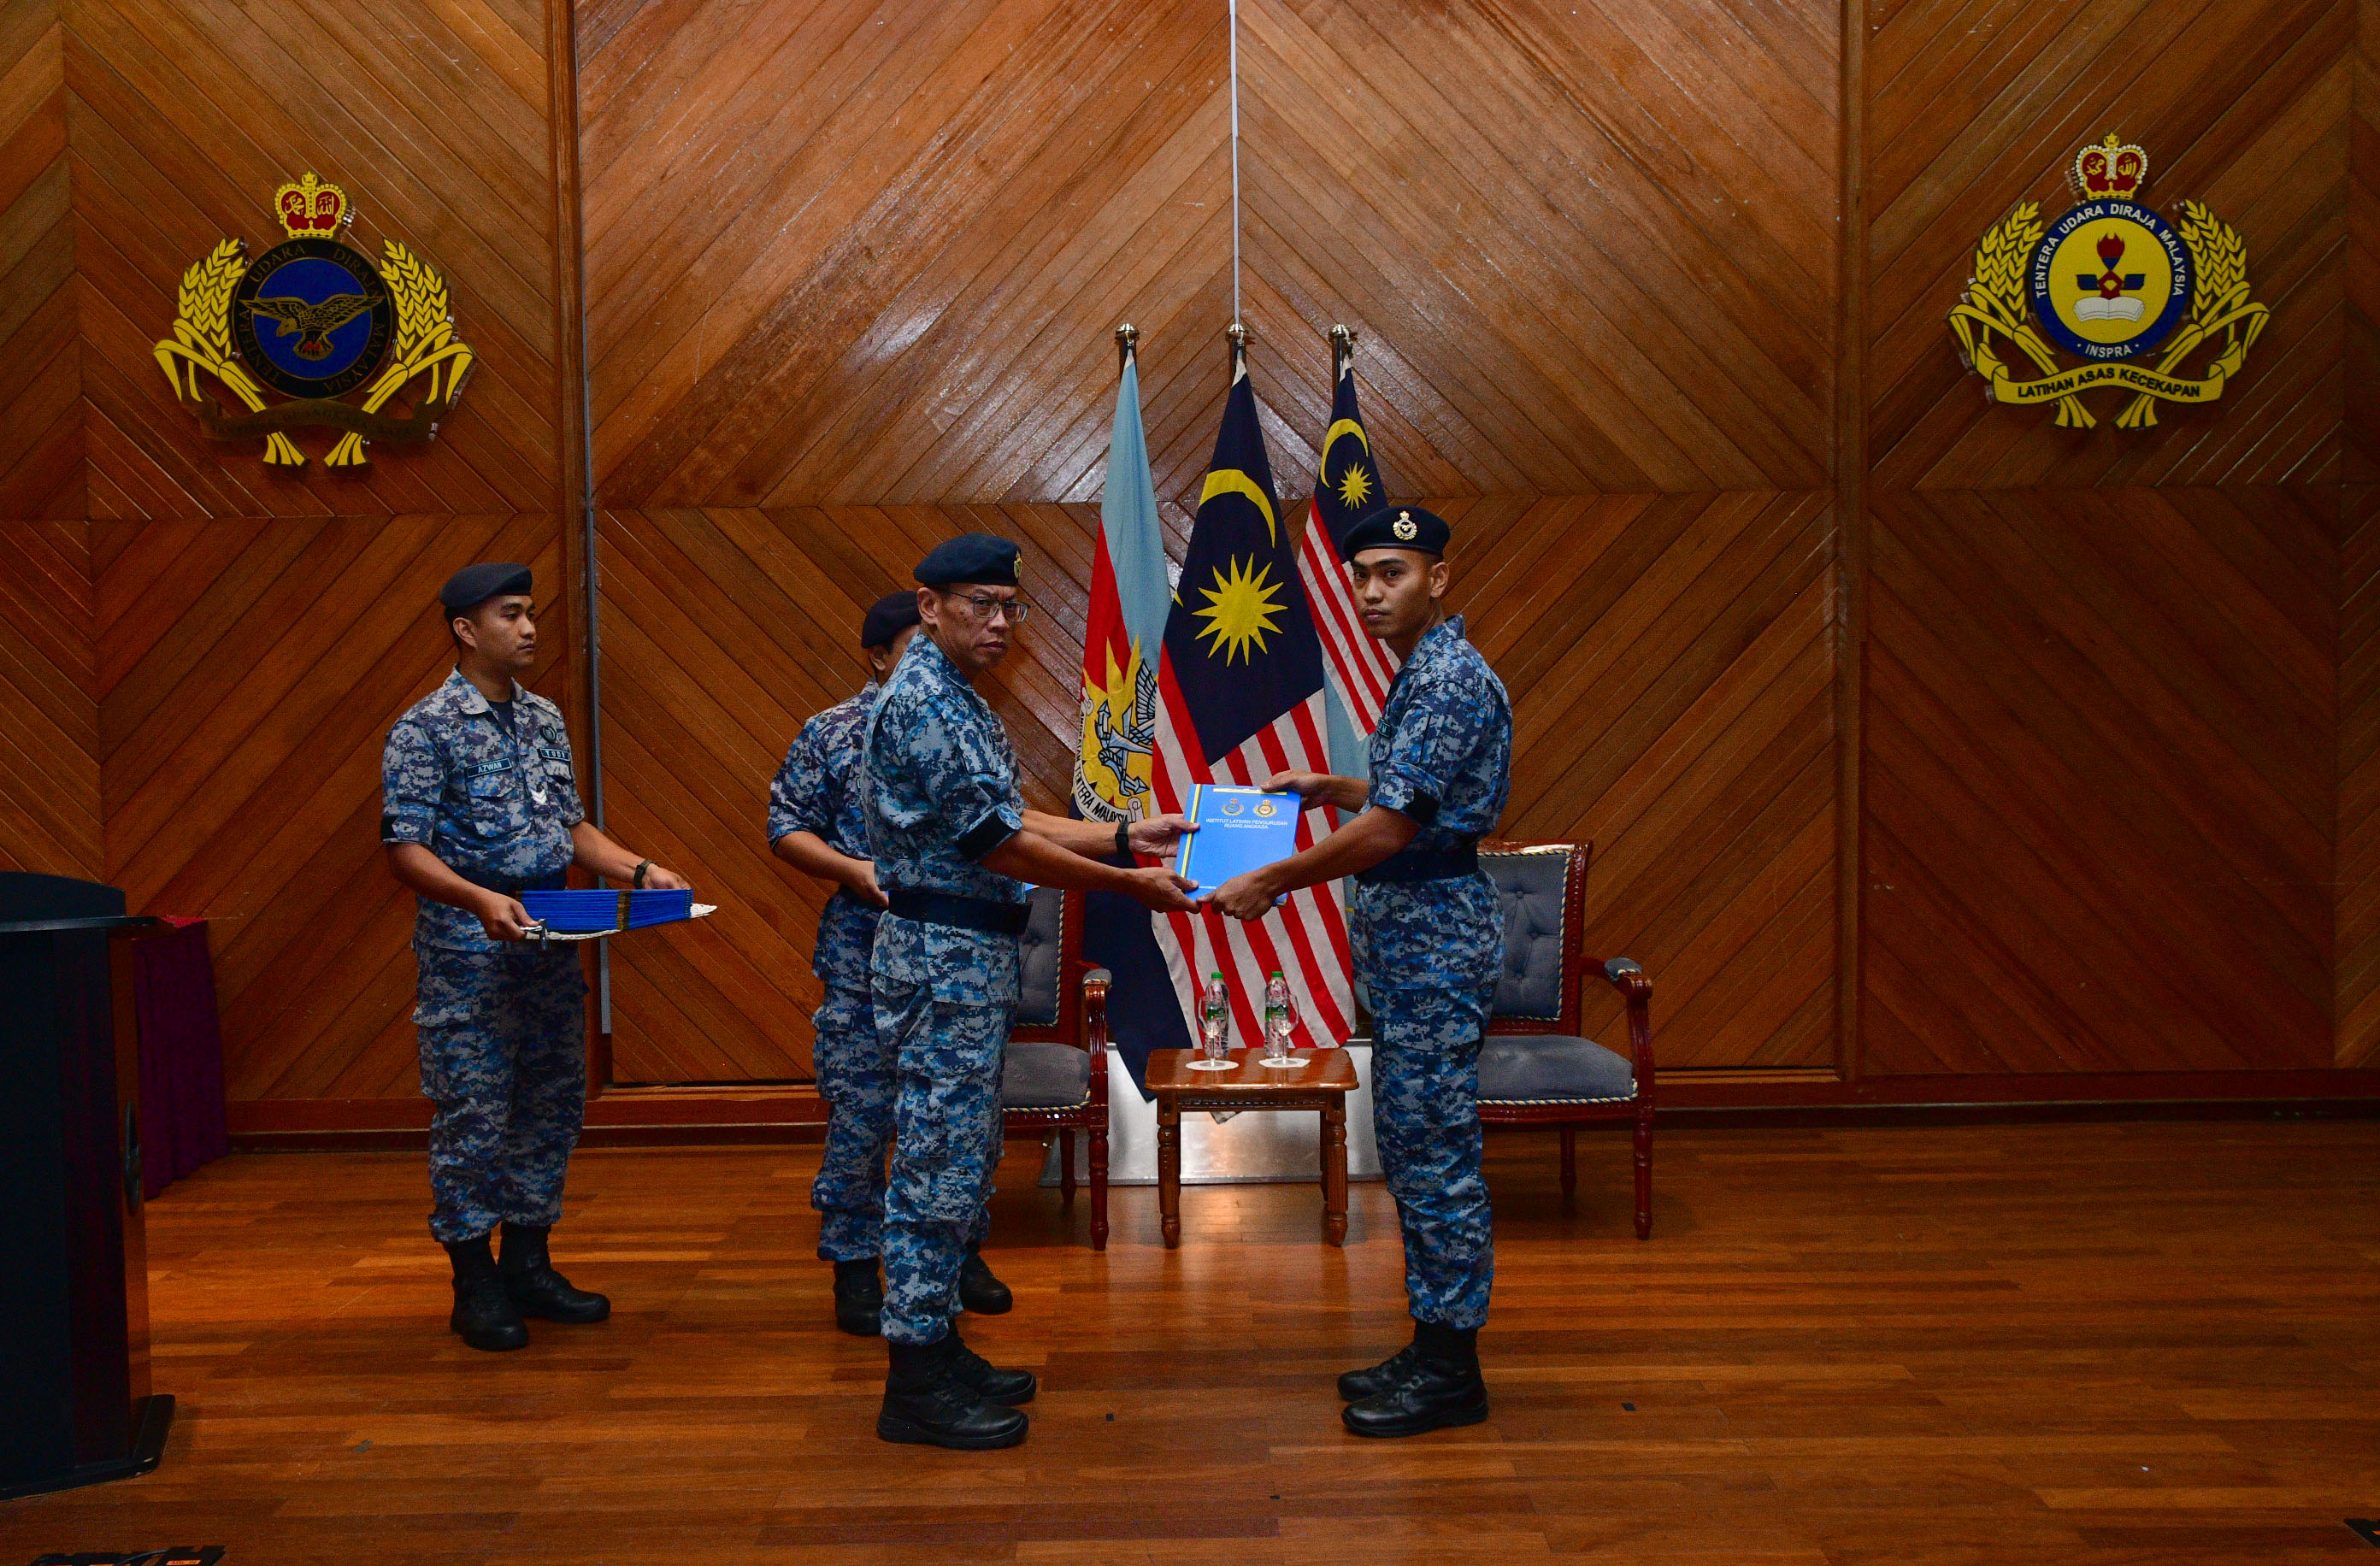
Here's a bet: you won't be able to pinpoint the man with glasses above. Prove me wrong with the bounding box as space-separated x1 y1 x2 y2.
863 533 1202 1449
772 591 1030 1337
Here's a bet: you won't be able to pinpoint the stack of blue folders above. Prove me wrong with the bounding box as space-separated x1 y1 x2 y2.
521 888 695 934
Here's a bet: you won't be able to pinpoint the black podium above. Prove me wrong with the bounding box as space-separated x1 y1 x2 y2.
0 872 173 1500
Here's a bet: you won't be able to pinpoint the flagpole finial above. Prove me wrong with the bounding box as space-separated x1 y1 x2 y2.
1329 323 1356 377
1116 322 1138 374
1226 321 1249 374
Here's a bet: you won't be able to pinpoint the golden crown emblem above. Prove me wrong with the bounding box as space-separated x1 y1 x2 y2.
2072 133 2147 201
273 172 350 238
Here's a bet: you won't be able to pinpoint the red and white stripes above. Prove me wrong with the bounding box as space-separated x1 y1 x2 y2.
1149 663 1353 1053
1296 497 1400 732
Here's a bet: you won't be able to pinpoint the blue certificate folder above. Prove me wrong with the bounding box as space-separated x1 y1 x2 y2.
1175 785 1300 898
520 888 694 934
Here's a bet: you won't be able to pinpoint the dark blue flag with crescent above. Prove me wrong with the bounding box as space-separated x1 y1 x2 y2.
1146 358 1354 1057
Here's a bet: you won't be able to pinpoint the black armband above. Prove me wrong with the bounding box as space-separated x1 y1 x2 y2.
956 813 1018 862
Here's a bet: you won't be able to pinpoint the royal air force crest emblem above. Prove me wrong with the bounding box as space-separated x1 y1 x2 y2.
154 174 474 466
1948 136 2268 428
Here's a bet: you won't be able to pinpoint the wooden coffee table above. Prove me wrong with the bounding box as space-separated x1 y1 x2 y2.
1145 1047 1362 1248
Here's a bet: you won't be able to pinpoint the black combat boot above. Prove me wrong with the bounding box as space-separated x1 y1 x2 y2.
833 1257 884 1337
1341 1321 1488 1438
957 1246 1012 1315
943 1328 1036 1405
498 1222 610 1324
1337 1322 1425 1400
876 1337 1029 1449
445 1235 527 1351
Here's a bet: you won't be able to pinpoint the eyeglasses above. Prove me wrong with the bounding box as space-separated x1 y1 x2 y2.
942 591 1032 625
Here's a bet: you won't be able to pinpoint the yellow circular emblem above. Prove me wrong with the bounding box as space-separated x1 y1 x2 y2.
2027 199 2192 362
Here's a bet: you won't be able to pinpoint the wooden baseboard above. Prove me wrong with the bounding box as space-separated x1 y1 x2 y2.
228 1083 832 1150
225 1067 2380 1149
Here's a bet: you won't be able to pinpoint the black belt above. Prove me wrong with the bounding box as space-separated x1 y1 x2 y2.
483 871 565 896
1356 839 1480 886
887 890 1031 936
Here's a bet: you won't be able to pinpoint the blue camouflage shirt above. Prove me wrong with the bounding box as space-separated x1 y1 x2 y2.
768 681 881 991
863 632 1028 906
1365 615 1511 853
382 668 585 951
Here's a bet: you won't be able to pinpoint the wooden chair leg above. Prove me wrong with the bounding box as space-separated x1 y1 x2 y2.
1559 1125 1577 1201
1090 1122 1110 1252
1059 1129 1076 1203
1633 1113 1652 1240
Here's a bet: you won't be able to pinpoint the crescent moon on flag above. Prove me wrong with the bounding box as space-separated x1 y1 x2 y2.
1199 468 1279 544
1321 418 1371 468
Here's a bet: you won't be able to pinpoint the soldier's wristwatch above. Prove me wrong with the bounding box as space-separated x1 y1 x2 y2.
632 859 651 888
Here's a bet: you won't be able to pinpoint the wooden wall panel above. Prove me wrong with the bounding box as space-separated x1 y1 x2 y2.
582 0 1849 1080
1868 0 2350 490
598 492 1834 1080
0 0 82 519
578 0 1837 508
2341 485 2380 1066
0 520 100 878
61 0 566 517
1455 494 1838 1068
1864 488 2336 1074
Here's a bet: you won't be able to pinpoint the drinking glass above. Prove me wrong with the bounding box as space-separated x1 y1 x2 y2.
1260 994 1298 1067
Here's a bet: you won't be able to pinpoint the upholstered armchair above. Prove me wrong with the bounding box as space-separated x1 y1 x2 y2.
999 886 1110 1249
1476 841 1656 1238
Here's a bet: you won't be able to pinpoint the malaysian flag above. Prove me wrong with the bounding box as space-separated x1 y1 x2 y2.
1148 352 1352 1051
1299 344 1401 734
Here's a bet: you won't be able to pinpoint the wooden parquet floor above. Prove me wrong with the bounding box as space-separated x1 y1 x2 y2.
3 1122 2377 1563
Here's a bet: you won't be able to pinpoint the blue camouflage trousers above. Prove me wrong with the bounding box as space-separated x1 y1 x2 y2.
874 917 1015 1345
414 941 589 1245
1354 874 1500 1330
811 984 995 1265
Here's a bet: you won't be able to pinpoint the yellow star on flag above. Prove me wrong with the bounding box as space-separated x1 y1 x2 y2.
1193 555 1287 665
1336 463 1373 511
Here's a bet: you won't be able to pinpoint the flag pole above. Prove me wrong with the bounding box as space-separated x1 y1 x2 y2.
1116 321 1137 375
1329 322 1355 380
1228 0 1241 325
1227 321 1249 378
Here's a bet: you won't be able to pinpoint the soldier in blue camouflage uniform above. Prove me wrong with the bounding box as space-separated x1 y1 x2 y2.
769 592 1017 1336
1208 506 1512 1438
383 562 689 1352
864 534 1198 1450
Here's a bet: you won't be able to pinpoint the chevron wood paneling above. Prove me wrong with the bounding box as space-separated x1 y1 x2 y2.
2341 484 2380 1065
578 0 1837 508
91 515 574 1101
0 520 100 878
2353 0 2377 481
595 501 1182 1082
1864 487 2336 1074
598 491 1832 1080
62 0 565 515
1454 493 1838 1067
1 0 81 519
1868 0 2351 489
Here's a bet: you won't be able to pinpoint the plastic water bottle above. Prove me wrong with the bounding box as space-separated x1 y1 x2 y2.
1201 972 1230 1064
1263 971 1292 1063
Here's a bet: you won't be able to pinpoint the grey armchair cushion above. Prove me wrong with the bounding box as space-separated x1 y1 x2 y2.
1013 886 1063 1027
1478 1034 1635 1104
1483 849 1568 1021
1001 1039 1093 1109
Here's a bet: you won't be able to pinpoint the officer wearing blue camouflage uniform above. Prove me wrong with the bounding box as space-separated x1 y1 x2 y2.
1208 506 1512 1438
769 592 1018 1336
863 534 1198 1450
382 562 690 1352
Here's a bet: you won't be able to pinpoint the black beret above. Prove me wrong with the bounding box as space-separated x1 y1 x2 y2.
439 562 533 614
1340 505 1450 562
860 591 922 650
914 533 1020 588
